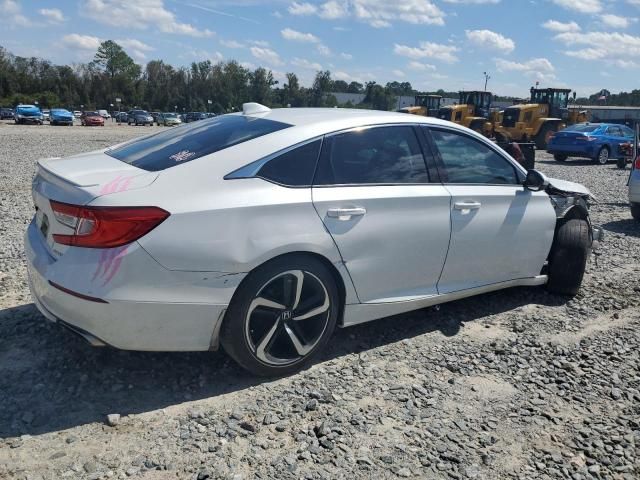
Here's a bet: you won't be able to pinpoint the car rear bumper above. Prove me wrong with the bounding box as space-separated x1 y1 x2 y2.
629 171 640 203
547 145 596 157
25 220 242 351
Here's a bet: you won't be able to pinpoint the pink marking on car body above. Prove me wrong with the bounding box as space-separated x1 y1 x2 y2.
100 175 122 195
92 246 129 286
99 175 136 195
117 176 133 192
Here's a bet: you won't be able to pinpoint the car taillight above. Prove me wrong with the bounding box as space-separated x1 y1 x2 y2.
576 135 596 142
635 155 640 170
50 200 169 248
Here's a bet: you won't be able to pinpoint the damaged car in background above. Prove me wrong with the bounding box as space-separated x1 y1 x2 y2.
25 105 602 376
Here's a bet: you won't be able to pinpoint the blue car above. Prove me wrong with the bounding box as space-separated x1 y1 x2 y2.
547 123 636 165
14 104 43 125
49 108 74 126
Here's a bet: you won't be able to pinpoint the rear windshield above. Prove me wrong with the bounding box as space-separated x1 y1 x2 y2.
567 124 601 133
106 114 292 171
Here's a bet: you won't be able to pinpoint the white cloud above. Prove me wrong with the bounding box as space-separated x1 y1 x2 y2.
62 34 102 51
317 44 331 56
1 0 32 26
251 40 270 47
601 14 631 29
393 41 460 63
541 20 581 32
38 8 65 23
392 69 405 77
465 29 515 53
291 57 323 70
288 0 445 27
220 39 244 48
407 61 436 71
288 1 317 15
250 46 284 66
554 31 640 67
240 61 256 70
551 0 602 14
495 57 556 82
340 52 353 60
443 0 499 3
82 0 214 37
115 38 154 61
280 28 319 43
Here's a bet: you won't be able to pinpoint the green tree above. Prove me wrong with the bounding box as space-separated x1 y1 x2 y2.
91 40 140 80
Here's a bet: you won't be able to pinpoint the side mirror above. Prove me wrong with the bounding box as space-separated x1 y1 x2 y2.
524 169 549 192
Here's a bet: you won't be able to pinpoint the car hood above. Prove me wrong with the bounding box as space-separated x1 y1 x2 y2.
547 177 595 200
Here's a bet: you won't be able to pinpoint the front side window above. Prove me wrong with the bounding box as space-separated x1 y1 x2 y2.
607 126 623 137
430 129 519 185
257 140 321 187
314 125 428 185
621 126 635 138
107 115 291 171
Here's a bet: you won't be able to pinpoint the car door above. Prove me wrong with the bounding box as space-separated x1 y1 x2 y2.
425 127 556 294
311 124 452 303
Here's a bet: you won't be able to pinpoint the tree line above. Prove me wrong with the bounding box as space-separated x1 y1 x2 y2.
1 40 638 113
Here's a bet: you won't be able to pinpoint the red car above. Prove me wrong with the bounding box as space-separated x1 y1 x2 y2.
80 111 105 126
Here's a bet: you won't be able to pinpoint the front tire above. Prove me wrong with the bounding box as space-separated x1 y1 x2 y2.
631 203 640 221
547 218 591 296
594 146 609 165
221 255 339 377
554 154 568 162
535 124 556 150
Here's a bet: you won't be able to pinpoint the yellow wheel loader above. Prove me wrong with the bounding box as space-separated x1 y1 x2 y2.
436 91 494 136
493 88 586 150
399 94 442 117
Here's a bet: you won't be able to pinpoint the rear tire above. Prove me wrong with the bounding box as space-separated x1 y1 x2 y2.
553 154 568 162
547 218 591 296
594 146 609 165
631 203 640 221
221 254 339 377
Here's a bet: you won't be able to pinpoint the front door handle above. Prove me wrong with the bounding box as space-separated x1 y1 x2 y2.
453 201 482 210
327 207 367 220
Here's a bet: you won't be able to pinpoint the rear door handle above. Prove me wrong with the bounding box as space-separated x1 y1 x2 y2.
327 207 367 220
453 201 482 210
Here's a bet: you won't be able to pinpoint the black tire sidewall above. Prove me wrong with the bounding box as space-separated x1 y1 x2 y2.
547 218 591 296
221 255 340 377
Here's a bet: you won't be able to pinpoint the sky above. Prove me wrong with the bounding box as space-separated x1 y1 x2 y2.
1 0 639 97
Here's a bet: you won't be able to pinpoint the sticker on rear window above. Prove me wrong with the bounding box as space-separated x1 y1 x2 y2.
170 150 196 162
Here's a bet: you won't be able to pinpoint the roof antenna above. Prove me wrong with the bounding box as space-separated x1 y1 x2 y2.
242 102 271 115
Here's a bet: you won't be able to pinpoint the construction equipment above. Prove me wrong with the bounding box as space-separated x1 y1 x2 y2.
493 87 587 149
399 94 442 117
437 91 493 136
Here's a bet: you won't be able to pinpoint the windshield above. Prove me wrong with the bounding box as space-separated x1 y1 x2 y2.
106 114 292 171
567 124 601 133
164 113 178 118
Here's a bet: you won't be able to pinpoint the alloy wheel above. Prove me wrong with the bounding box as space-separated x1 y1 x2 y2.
598 148 609 165
244 270 331 366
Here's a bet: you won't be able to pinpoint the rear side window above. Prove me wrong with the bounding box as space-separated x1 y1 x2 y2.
258 140 321 187
569 124 600 133
314 125 428 185
106 115 291 171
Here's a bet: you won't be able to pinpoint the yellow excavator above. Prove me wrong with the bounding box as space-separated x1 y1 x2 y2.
398 94 442 117
436 90 494 136
493 88 589 149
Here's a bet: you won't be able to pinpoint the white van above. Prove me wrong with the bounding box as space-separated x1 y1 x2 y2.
98 109 110 119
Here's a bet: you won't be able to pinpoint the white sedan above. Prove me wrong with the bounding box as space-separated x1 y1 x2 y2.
25 104 601 376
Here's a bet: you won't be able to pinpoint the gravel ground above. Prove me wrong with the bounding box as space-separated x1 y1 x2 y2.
0 121 638 480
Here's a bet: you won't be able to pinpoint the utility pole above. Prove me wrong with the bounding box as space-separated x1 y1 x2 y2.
483 72 491 92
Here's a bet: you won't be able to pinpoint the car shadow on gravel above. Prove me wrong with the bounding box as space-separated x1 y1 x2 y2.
0 286 567 439
602 218 640 237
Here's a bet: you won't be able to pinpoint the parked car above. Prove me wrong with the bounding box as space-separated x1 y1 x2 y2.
157 112 182 126
185 111 207 123
42 109 50 121
73 111 82 118
14 104 43 124
151 112 161 124
127 109 154 126
115 112 129 123
49 108 74 126
0 107 13 119
547 123 635 165
24 104 602 376
80 111 105 126
98 109 111 119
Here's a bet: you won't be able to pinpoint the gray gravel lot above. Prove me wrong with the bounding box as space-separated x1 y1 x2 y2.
0 121 638 480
